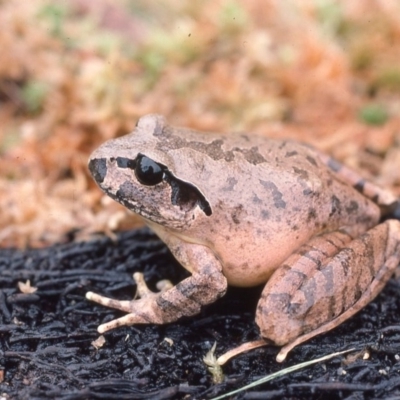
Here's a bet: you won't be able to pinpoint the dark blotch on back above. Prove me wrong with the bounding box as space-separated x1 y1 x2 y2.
253 193 262 204
278 141 288 150
222 177 238 191
345 201 359 214
306 155 318 167
261 210 270 220
327 158 342 172
329 195 341 217
307 208 317 221
260 180 286 209
231 204 244 224
155 126 266 164
156 126 233 161
285 150 298 157
293 166 309 180
232 146 266 165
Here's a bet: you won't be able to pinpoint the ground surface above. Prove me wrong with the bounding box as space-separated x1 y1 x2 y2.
1 228 400 399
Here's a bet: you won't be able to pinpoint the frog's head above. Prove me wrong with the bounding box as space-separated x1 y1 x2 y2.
88 114 212 231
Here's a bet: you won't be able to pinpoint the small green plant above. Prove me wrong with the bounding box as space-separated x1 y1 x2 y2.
21 80 49 114
218 0 249 34
37 3 69 38
358 104 388 126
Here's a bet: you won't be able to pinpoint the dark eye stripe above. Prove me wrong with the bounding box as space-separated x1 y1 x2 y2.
116 157 137 169
114 154 212 216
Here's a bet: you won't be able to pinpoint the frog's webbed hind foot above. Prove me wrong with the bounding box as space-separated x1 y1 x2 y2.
256 220 400 362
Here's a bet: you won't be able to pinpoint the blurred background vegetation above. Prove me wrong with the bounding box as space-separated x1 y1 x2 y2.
1 0 399 247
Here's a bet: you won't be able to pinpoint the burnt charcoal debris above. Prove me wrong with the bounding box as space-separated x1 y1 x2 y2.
1 228 400 399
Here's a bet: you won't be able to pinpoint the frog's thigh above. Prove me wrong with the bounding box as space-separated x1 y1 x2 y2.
256 220 400 361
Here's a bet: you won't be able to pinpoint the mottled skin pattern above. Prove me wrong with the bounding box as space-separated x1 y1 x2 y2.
86 114 400 361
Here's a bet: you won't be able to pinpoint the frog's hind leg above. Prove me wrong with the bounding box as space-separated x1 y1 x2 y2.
256 219 400 362
316 151 400 217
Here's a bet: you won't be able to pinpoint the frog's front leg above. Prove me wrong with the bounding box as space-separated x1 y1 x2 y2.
257 219 400 362
86 243 227 334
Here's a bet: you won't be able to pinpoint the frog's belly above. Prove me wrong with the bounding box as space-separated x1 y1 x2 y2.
223 263 277 287
219 236 304 287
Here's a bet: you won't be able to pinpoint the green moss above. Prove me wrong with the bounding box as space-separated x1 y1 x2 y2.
37 3 70 38
0 127 22 156
218 0 249 34
21 80 50 114
135 47 166 88
135 25 200 87
358 104 388 126
314 0 344 37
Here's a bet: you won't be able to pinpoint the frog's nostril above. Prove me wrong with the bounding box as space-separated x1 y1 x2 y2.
88 158 108 184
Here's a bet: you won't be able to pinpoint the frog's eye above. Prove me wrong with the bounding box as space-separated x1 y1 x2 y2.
135 155 164 186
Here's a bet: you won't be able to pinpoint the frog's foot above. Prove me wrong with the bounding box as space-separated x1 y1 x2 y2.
86 272 173 333
216 339 269 365
87 244 227 335
256 220 400 362
132 272 173 299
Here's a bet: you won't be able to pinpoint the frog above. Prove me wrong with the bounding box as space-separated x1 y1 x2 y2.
86 114 400 362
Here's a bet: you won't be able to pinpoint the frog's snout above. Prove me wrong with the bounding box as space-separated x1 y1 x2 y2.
88 157 107 184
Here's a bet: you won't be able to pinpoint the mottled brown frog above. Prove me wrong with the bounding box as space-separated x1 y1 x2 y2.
87 114 400 361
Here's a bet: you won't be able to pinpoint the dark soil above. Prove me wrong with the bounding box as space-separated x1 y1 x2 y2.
1 228 400 400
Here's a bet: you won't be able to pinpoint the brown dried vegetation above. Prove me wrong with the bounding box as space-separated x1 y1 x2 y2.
1 0 400 248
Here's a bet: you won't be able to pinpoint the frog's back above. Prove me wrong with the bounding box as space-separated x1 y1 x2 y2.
189 137 380 287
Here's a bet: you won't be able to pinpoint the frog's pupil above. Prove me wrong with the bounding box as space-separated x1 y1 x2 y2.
135 155 164 186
